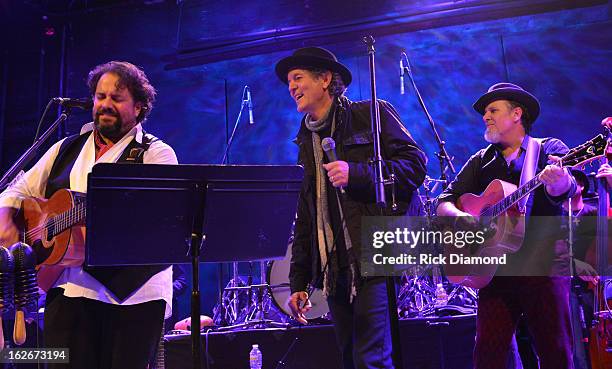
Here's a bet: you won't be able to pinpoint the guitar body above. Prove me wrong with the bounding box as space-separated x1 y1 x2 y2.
16 189 86 291
444 179 525 289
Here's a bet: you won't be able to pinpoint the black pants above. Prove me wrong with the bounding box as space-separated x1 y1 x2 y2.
327 274 394 369
474 277 573 369
44 288 165 369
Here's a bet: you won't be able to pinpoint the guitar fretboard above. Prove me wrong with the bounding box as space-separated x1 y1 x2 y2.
48 196 86 238
481 176 543 218
480 133 606 218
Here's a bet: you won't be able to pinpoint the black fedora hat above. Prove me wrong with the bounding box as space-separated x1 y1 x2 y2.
275 47 352 86
473 83 540 123
570 169 590 196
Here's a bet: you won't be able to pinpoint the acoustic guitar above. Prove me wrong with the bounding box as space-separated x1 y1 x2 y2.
444 133 608 288
15 188 86 291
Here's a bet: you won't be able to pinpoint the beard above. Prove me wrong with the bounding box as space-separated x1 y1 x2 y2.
484 127 501 143
94 110 124 140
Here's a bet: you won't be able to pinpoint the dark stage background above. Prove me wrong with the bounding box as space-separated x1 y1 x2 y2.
1 0 611 319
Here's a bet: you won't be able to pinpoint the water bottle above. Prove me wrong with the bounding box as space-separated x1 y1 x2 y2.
249 344 262 369
434 283 448 306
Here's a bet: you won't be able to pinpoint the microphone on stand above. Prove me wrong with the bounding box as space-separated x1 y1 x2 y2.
400 58 405 95
10 242 38 346
401 52 411 73
246 87 255 124
321 137 346 195
0 247 15 350
53 97 93 111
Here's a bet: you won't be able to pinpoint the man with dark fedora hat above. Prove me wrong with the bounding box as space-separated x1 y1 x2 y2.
276 46 427 369
437 82 577 368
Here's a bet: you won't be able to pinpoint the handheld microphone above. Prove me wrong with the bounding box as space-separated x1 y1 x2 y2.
400 58 405 95
0 247 15 350
53 97 93 111
246 87 254 125
10 242 38 346
321 137 345 194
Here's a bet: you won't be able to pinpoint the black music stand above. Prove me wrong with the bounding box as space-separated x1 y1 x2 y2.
85 163 303 369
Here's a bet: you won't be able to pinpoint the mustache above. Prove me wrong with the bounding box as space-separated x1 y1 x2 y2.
95 108 118 117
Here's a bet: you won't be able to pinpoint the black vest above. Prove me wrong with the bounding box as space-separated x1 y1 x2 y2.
46 130 168 301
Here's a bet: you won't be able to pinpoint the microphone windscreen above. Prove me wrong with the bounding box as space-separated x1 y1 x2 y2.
10 242 36 271
0 247 14 273
0 247 14 311
9 242 38 310
321 137 336 152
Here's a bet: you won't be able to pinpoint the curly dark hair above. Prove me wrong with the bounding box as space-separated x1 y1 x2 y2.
87 61 156 123
307 68 347 98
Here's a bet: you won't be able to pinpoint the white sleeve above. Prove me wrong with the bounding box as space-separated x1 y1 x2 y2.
0 139 66 208
143 139 178 165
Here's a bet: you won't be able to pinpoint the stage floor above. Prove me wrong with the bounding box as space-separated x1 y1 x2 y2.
165 314 476 369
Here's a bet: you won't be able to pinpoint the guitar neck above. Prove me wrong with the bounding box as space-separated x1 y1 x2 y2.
50 197 87 236
485 176 543 217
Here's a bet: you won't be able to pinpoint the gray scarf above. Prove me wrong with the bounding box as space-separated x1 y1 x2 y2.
304 104 356 301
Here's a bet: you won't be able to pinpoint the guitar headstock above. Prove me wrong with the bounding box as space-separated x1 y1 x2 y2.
601 117 612 131
561 133 608 168
602 117 612 161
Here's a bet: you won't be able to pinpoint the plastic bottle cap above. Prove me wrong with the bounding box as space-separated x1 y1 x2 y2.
252 344 258 348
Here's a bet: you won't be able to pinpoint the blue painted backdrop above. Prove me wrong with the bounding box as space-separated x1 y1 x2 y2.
2 1 611 318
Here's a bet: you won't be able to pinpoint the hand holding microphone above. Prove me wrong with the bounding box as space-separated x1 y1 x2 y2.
321 137 348 194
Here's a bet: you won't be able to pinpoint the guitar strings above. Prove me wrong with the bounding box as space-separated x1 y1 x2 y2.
24 202 86 242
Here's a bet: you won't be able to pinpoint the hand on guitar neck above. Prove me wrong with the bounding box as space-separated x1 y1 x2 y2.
595 117 612 188
596 163 612 187
539 155 572 197
0 207 19 248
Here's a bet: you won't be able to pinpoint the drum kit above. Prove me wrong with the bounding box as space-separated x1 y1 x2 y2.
212 246 330 328
212 244 477 329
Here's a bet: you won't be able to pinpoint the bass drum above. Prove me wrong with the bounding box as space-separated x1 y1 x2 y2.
268 246 329 321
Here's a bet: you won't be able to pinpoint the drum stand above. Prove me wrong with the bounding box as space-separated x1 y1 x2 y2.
213 262 249 326
215 261 290 331
397 266 438 317
397 264 478 317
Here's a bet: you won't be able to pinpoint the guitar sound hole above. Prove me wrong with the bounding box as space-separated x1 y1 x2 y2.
46 222 54 241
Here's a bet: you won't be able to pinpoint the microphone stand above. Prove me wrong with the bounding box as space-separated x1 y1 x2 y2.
363 35 403 369
399 53 478 315
214 85 285 332
0 103 71 190
192 86 252 369
213 85 251 331
220 86 250 164
364 36 387 209
400 52 456 192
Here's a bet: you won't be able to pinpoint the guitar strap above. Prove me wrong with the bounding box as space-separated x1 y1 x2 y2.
46 130 156 198
517 136 542 214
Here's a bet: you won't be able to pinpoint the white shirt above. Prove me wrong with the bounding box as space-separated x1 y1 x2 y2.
0 122 178 318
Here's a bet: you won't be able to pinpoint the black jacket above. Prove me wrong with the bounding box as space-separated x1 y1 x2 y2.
289 97 427 293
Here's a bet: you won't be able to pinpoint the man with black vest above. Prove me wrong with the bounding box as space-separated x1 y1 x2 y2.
275 47 427 369
0 61 177 368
